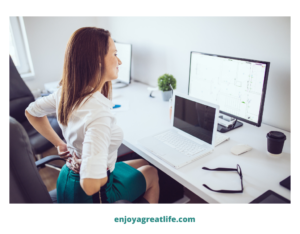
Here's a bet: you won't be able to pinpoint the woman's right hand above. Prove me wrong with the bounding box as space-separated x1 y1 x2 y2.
57 143 81 173
69 153 82 174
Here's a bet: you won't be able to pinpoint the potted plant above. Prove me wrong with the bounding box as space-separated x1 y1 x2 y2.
158 74 176 101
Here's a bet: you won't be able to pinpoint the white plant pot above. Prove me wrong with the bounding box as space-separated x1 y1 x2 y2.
161 90 172 101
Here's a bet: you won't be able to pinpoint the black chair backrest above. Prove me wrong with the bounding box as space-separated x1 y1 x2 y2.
10 117 52 203
9 56 35 123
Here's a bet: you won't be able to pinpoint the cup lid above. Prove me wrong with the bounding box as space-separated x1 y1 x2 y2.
267 131 286 139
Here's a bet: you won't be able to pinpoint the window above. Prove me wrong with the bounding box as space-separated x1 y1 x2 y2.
9 16 35 79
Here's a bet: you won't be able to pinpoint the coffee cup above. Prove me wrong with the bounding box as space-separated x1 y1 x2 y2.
266 131 286 157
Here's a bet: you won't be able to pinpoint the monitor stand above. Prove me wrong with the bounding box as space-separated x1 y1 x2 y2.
112 81 129 89
217 121 243 133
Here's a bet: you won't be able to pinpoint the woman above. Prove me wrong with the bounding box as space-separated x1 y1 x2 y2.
25 27 159 203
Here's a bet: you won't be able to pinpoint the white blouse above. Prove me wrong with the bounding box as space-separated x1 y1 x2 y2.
26 87 123 180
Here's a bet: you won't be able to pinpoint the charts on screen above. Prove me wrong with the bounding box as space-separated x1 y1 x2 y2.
189 53 267 123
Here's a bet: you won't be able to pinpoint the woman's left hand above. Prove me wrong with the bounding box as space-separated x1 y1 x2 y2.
57 143 72 160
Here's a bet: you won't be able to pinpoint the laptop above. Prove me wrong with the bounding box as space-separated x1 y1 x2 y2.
138 91 220 169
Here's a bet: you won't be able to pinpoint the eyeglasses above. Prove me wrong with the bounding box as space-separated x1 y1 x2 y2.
202 164 244 193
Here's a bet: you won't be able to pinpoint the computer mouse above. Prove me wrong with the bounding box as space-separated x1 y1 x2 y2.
230 144 252 155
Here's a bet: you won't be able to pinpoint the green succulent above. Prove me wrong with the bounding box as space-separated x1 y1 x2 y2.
157 74 177 92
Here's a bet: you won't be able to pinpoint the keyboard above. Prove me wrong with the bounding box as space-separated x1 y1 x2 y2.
155 131 230 156
155 131 206 156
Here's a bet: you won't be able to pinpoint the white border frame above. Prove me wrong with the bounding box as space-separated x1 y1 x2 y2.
171 90 220 148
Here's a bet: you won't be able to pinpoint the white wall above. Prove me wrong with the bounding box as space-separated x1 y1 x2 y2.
96 17 290 132
23 17 97 92
21 17 290 132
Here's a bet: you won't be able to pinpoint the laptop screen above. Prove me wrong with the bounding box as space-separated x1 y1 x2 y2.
173 95 216 144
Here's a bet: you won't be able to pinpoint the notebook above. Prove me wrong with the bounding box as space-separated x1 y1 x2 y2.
138 91 220 169
279 176 291 190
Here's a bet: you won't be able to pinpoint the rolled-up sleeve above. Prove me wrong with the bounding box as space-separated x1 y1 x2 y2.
25 90 57 117
80 114 112 179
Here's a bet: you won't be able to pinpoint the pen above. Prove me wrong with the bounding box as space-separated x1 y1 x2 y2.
113 104 121 109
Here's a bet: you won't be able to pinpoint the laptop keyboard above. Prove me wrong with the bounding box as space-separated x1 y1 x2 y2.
155 131 206 156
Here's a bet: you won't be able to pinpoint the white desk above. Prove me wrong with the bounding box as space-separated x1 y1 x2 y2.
112 81 291 203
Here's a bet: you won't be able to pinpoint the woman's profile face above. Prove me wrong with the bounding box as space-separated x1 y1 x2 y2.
102 37 122 82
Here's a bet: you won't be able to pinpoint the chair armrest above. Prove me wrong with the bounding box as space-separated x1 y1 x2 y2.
35 155 66 168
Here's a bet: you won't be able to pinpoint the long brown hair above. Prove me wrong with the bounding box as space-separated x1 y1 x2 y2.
58 27 112 126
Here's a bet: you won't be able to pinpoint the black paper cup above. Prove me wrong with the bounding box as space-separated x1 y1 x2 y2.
266 131 286 155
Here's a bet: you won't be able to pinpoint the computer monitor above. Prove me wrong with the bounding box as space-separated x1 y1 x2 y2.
114 42 132 87
188 51 270 133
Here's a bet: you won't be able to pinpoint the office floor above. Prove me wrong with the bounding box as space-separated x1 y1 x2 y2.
40 147 207 203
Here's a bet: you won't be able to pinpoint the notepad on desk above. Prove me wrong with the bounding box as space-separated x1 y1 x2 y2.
215 132 230 147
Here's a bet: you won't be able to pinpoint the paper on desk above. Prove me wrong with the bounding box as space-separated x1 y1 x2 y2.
111 100 129 112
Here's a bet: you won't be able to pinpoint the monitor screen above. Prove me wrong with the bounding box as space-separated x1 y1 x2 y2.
173 95 216 145
188 52 270 126
115 42 132 84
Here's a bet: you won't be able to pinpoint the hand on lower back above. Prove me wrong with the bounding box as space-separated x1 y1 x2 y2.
57 143 72 160
69 153 82 174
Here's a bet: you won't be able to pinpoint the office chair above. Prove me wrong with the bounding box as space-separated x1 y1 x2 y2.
9 117 147 203
9 56 63 160
10 116 65 203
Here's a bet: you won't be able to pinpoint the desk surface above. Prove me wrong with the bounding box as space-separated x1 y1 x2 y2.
112 81 291 203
